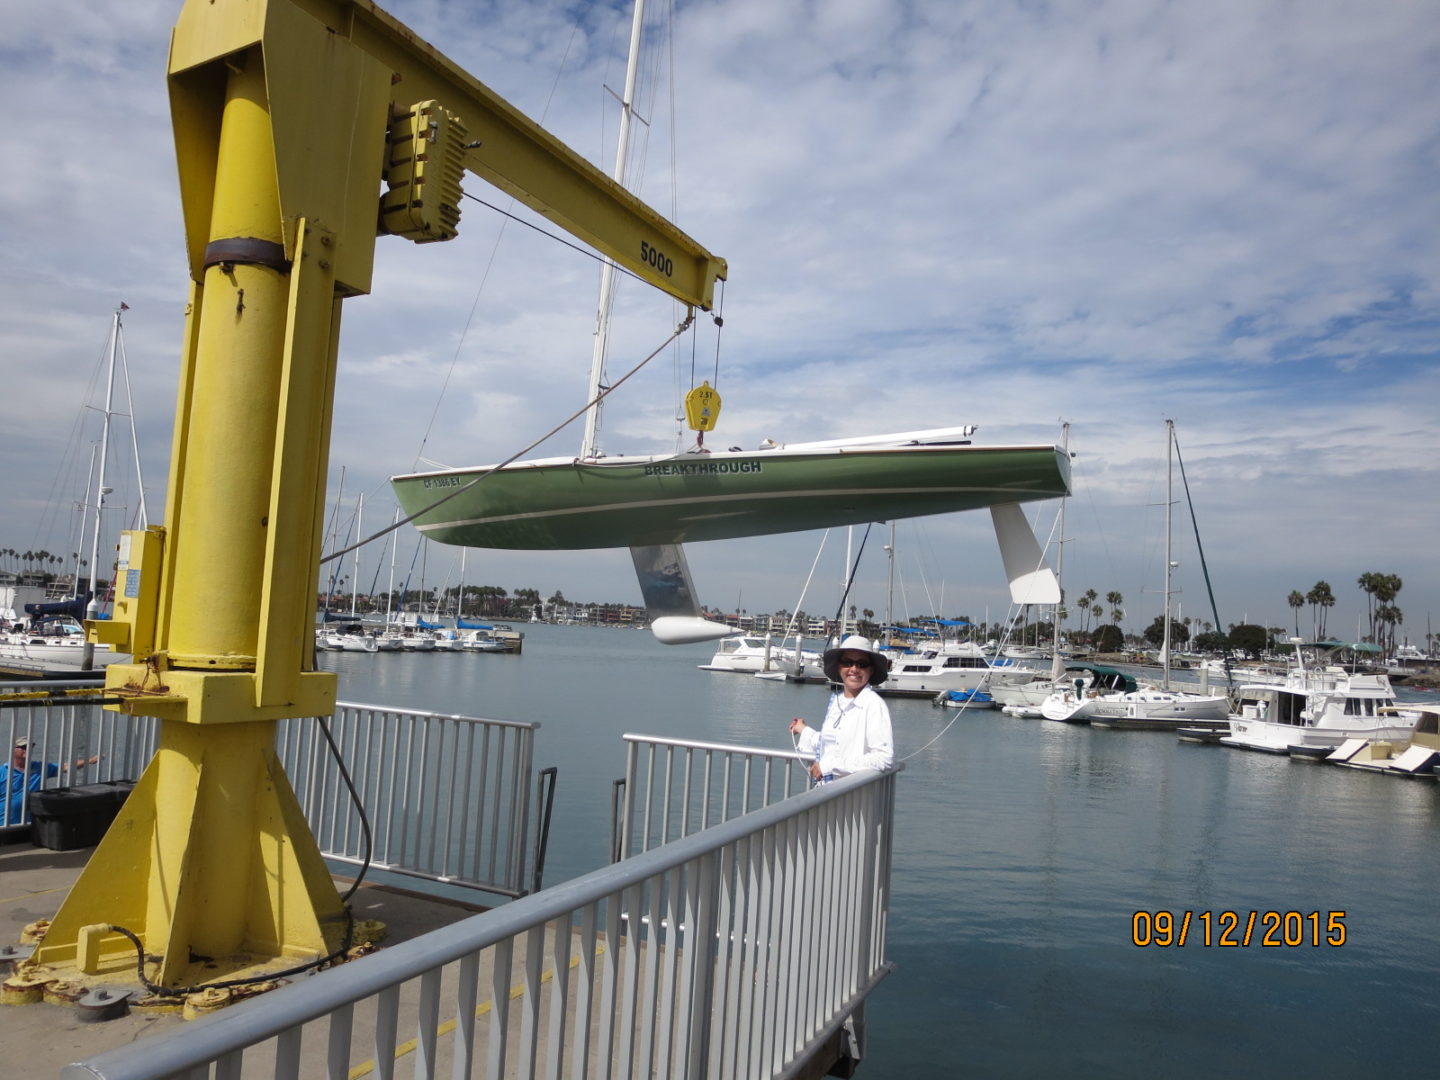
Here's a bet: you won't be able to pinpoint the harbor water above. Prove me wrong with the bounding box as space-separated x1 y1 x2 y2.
319 624 1440 1078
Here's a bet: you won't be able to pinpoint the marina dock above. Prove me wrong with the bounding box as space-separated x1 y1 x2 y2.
0 840 492 1076
2 685 892 1079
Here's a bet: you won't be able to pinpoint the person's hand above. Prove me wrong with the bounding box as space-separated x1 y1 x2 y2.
809 761 822 780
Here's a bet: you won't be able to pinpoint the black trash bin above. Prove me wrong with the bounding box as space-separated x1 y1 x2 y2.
29 781 136 851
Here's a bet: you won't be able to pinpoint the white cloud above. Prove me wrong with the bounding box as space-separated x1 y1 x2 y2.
1 0 1436 642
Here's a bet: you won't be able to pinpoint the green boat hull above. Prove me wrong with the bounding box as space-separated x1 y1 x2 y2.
391 442 1070 551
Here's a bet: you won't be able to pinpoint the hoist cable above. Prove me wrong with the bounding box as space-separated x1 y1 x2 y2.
320 314 694 566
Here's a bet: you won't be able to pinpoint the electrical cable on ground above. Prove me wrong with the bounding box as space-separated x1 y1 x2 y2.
107 911 355 1000
101 682 371 996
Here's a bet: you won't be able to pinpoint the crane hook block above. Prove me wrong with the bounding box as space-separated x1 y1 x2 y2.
380 101 467 243
684 381 722 433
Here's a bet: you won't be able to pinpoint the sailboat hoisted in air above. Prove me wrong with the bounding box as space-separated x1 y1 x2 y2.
390 0 1068 642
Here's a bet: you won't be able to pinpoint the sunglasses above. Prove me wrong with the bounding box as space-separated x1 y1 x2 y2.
838 656 872 669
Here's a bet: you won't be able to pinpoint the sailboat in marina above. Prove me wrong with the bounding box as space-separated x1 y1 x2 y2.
1 305 144 671
390 4 1070 638
1042 421 1229 727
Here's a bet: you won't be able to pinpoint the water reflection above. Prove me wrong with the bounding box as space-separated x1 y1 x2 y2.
320 626 1440 1078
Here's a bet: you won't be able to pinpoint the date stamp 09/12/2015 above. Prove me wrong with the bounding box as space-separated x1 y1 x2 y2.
1131 910 1347 948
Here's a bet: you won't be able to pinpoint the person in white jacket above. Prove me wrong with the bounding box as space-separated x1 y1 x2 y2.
788 635 894 783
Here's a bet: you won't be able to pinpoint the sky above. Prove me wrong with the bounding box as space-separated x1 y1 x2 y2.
2 0 1437 648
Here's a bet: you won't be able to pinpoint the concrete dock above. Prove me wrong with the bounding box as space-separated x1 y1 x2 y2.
0 831 493 1077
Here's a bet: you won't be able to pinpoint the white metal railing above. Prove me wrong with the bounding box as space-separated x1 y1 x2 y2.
1 686 546 897
282 702 547 897
615 734 811 859
65 762 898 1080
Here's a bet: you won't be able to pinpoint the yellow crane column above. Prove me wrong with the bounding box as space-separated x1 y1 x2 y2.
17 0 725 997
29 52 346 990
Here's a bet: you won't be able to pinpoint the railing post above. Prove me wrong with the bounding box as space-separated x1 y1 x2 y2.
684 848 721 1077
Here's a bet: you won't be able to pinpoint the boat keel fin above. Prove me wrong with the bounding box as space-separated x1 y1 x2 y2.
630 544 732 644
990 504 1061 606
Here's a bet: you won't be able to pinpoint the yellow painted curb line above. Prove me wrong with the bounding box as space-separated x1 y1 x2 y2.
348 943 607 1079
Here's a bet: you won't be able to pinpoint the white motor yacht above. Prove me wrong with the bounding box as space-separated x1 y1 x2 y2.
1221 644 1421 754
700 635 779 673
877 643 1031 698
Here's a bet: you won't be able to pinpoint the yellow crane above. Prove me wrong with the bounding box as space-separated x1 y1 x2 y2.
27 0 725 993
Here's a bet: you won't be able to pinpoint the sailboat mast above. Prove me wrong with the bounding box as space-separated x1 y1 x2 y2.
1162 419 1174 690
386 510 398 624
1050 422 1069 681
884 521 895 631
115 313 148 529
350 494 362 617
84 306 123 621
580 0 648 461
73 447 98 600
458 548 467 622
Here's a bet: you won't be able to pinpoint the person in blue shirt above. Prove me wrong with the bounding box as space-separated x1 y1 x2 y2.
1 736 100 826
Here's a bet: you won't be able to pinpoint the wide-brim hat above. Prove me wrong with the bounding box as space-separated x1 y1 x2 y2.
822 634 890 685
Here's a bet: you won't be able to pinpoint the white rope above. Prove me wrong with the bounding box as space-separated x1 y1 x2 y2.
896 503 1065 764
321 315 694 566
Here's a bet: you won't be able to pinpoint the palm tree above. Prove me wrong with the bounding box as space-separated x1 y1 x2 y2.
1357 572 1402 643
1306 581 1335 639
1287 590 1305 637
1374 603 1403 654
1105 591 1124 628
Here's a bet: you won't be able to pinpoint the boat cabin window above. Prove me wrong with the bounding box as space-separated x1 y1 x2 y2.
943 656 985 669
1343 698 1378 717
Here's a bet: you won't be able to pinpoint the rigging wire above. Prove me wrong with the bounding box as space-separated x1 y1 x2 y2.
1172 428 1233 691
321 314 695 567
409 21 584 472
831 524 874 627
710 278 725 390
459 192 708 305
896 506 1064 765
